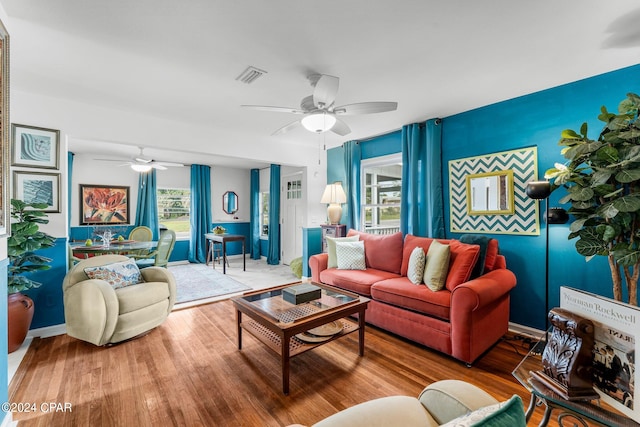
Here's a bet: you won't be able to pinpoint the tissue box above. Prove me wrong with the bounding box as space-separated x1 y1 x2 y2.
282 283 321 305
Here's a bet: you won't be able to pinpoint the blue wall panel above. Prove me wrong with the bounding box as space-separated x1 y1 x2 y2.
302 227 322 277
23 238 68 329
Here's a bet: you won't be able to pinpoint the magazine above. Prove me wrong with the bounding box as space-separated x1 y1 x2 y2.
560 286 638 422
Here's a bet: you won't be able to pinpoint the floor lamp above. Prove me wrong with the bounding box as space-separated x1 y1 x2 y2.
526 181 569 350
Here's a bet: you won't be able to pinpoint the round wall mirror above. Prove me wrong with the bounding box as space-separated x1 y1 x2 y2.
223 191 238 215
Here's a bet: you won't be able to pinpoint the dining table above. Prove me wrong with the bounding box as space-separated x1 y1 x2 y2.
70 240 157 257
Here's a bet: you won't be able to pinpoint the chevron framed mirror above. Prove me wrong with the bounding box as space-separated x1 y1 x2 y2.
448 147 540 235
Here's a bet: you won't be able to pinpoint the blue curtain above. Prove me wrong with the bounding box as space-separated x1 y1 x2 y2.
189 164 212 263
250 168 261 259
67 152 74 231
343 141 361 230
400 119 444 238
267 164 280 265
134 169 160 240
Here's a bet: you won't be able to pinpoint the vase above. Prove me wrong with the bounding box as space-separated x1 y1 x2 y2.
8 292 34 353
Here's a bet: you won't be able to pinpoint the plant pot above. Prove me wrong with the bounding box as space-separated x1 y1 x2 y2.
8 292 34 353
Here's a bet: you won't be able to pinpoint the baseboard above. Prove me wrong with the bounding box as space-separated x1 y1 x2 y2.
508 322 544 341
27 323 67 339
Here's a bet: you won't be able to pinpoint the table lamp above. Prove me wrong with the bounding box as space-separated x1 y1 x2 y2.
321 182 347 224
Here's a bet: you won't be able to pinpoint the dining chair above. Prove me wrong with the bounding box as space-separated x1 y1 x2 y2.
135 230 176 269
128 226 153 241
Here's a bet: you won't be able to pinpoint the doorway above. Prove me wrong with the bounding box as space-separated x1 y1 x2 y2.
281 172 303 265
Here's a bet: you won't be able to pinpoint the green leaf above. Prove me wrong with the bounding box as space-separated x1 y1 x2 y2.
576 238 605 256
615 169 640 183
561 128 582 139
597 203 619 219
569 186 594 201
618 129 640 140
580 122 588 137
612 196 640 212
590 170 612 186
569 218 588 233
596 146 619 163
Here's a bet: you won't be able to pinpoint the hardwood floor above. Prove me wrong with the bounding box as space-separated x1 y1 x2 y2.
10 300 546 426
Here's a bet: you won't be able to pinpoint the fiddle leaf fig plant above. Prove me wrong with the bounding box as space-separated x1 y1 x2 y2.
7 199 56 294
544 92 640 306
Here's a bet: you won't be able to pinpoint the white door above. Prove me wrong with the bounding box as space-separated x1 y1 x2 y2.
281 173 303 265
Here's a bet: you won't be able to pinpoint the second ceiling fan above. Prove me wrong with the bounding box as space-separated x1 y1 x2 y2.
242 74 398 136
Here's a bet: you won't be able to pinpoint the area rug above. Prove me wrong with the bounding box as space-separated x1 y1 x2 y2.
168 263 252 304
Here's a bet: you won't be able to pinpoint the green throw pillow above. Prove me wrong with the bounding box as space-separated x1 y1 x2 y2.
440 395 525 427
423 240 450 291
326 235 359 268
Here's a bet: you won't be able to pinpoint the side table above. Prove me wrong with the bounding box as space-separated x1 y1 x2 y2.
512 336 640 427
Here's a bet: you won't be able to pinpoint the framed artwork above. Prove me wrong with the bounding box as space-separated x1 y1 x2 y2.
80 184 129 225
13 171 61 213
11 123 60 169
448 147 539 235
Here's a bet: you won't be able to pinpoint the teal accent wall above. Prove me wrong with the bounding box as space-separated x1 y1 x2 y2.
0 257 9 423
302 227 322 277
211 222 250 256
326 63 640 331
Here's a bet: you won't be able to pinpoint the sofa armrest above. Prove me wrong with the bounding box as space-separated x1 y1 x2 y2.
141 267 177 311
418 379 498 424
63 279 119 346
309 253 329 283
312 396 433 427
451 269 516 312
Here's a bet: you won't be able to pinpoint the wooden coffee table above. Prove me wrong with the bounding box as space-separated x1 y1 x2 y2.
231 281 370 394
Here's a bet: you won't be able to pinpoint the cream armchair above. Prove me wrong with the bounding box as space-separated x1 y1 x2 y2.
63 255 176 346
290 380 525 427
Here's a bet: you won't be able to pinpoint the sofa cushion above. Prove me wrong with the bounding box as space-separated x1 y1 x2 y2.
319 268 402 296
336 240 366 270
423 240 450 291
327 235 359 268
440 394 525 427
402 235 481 291
407 247 426 284
372 277 452 320
459 235 500 278
347 230 403 274
84 258 143 289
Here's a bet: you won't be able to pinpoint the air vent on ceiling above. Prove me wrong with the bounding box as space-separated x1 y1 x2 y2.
235 66 267 84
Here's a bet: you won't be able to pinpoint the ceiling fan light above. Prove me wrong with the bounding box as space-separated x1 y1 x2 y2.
301 112 336 133
131 163 152 172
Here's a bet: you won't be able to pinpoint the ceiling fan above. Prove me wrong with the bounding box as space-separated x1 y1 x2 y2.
95 147 184 172
241 74 398 136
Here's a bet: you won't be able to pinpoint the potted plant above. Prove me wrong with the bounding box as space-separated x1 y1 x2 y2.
7 199 56 352
545 92 640 306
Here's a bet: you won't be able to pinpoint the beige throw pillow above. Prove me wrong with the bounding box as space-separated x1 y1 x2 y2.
326 235 359 268
423 240 450 291
407 247 426 284
335 241 366 270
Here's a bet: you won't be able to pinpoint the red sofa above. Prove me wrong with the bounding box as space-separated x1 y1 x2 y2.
309 230 517 365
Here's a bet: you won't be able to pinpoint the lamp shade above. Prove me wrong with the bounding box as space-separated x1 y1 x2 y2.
301 112 337 133
547 207 569 224
321 183 347 204
526 180 551 200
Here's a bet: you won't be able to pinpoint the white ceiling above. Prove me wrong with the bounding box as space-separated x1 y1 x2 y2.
3 0 640 169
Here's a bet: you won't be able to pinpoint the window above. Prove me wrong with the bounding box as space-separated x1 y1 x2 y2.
361 154 402 235
260 191 269 237
157 188 190 239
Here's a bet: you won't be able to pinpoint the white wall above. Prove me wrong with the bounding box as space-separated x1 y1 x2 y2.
212 166 250 222
11 89 328 238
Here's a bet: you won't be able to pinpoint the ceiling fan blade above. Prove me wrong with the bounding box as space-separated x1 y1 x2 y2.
272 120 302 136
333 101 398 115
241 105 305 114
313 75 339 109
154 161 184 167
330 118 351 136
151 164 168 170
